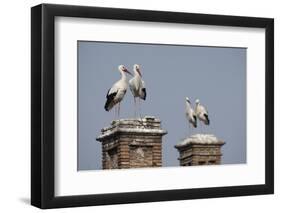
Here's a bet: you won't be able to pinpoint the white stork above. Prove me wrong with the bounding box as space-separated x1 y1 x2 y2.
104 65 132 117
195 99 210 126
185 97 197 130
129 64 146 117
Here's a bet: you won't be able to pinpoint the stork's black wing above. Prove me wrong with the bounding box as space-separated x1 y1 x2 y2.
104 89 117 111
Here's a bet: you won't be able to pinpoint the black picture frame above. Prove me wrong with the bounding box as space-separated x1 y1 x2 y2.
31 3 274 209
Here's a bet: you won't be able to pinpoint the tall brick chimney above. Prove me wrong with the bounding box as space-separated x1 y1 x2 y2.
175 134 225 166
96 116 167 169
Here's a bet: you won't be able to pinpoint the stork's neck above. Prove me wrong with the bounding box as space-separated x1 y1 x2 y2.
134 70 141 77
120 70 127 81
186 101 191 109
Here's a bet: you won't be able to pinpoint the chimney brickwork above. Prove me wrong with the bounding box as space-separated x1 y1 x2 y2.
175 134 225 166
96 116 167 169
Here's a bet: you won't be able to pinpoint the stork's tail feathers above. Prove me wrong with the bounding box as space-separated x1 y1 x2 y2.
204 114 210 125
192 115 197 128
104 100 111 111
140 88 146 100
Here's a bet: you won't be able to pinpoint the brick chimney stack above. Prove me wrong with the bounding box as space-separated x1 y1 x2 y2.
175 134 225 166
96 116 167 169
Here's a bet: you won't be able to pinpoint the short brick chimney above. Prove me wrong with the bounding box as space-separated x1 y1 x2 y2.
96 116 167 169
175 134 225 166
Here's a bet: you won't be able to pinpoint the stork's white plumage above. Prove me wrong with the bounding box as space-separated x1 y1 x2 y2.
129 64 146 100
129 64 146 116
195 99 210 125
185 97 197 128
104 65 132 115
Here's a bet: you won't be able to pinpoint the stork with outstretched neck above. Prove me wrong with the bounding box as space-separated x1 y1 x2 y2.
185 97 197 135
104 65 132 118
129 64 146 117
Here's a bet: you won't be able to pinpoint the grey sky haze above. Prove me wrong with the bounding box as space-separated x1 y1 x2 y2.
78 41 246 170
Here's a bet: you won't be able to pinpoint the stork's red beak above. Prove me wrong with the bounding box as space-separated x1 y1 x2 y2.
124 68 133 76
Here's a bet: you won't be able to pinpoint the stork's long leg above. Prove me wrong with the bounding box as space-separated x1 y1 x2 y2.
203 123 205 134
114 105 117 120
204 123 206 134
113 107 116 120
134 97 136 118
117 102 121 118
138 98 142 119
202 122 205 134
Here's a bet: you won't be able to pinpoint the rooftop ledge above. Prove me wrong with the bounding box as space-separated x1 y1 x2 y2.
175 134 225 148
96 116 168 141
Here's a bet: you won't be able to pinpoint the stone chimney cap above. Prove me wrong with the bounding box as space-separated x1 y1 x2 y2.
175 134 225 148
96 116 167 141
110 116 159 125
